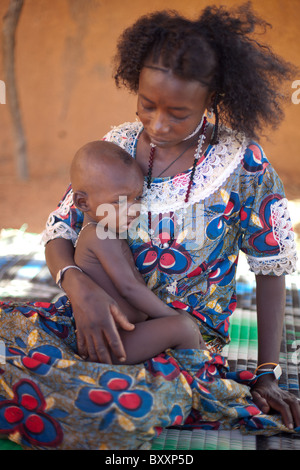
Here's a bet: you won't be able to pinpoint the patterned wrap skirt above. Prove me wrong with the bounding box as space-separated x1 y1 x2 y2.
0 296 296 450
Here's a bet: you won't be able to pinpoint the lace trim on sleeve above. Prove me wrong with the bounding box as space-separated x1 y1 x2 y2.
42 219 78 246
42 188 78 246
247 251 298 276
247 198 298 275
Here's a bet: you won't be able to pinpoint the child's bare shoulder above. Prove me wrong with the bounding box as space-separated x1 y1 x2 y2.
76 223 98 246
79 224 128 255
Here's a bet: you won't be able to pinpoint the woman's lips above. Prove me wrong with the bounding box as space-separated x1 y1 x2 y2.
148 136 170 147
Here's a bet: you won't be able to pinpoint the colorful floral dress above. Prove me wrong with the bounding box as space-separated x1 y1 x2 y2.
0 122 297 450
43 121 297 351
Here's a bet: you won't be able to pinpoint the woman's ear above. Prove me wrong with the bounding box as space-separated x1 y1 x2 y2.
73 190 90 212
206 92 216 112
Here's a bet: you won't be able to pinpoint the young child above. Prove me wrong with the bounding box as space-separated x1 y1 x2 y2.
71 140 205 364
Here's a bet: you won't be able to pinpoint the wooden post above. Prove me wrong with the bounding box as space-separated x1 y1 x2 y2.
2 0 28 180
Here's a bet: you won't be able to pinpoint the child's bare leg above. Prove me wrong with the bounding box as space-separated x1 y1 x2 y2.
112 313 205 365
175 308 207 350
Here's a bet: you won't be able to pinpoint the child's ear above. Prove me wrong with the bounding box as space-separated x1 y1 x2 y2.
73 190 90 212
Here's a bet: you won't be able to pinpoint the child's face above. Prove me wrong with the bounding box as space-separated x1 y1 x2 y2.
87 167 144 235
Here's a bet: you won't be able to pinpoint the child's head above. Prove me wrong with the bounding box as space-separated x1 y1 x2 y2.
71 141 144 234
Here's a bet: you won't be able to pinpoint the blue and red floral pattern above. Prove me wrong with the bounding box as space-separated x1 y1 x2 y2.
248 194 282 255
5 342 63 376
75 371 153 429
0 379 63 447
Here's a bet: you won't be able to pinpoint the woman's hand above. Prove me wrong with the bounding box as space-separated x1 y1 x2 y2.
63 269 135 364
251 374 300 430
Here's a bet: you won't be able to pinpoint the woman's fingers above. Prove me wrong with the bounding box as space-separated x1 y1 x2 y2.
251 386 300 430
110 303 135 331
75 328 89 360
251 390 270 414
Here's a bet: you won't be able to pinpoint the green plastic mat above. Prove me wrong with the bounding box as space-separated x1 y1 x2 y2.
0 437 23 450
151 428 257 451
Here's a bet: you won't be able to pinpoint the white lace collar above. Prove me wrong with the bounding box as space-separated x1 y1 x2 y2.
136 125 248 215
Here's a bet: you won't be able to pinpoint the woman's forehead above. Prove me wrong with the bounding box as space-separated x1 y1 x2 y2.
138 65 210 105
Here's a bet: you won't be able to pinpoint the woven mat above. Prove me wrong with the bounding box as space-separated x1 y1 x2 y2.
0 228 300 450
0 228 61 303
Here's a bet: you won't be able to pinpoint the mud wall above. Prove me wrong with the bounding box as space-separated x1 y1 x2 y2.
0 0 299 231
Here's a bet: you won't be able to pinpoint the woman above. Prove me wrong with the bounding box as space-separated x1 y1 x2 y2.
46 4 299 424
1 4 299 449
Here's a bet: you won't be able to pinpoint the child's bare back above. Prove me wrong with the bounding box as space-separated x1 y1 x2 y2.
74 223 148 325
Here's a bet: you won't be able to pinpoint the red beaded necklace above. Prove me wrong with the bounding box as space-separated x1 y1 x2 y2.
146 117 208 247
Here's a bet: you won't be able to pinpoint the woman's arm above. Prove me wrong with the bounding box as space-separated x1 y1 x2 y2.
251 274 300 429
45 237 76 280
256 274 285 365
45 238 134 363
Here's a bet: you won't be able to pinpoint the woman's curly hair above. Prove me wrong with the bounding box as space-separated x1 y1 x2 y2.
113 2 296 142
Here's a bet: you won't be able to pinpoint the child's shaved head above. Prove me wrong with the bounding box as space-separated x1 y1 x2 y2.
70 140 144 234
70 141 138 194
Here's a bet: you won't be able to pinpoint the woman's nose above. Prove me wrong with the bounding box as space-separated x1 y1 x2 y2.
149 112 170 135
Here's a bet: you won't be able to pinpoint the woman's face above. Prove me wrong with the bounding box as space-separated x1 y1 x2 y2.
137 63 213 148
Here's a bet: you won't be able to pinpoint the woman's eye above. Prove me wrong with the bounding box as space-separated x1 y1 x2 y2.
140 101 189 121
142 105 154 112
171 114 190 121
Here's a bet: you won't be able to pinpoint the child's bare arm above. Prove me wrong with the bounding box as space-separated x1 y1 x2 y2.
92 236 178 319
